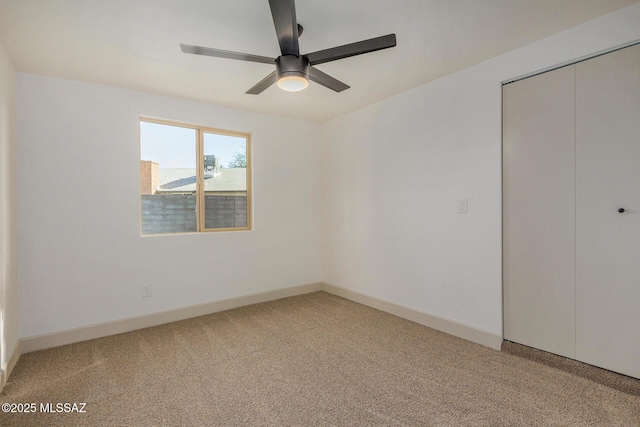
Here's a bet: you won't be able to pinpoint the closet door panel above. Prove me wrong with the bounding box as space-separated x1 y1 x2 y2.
575 44 640 379
503 66 576 358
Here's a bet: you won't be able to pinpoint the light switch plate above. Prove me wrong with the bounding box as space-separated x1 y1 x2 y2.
458 199 468 214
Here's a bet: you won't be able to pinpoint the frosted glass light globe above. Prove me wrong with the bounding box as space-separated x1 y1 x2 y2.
277 75 309 92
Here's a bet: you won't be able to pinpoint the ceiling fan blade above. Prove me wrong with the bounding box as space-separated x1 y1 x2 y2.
268 0 300 56
306 34 397 66
246 71 278 95
181 44 275 65
308 67 350 92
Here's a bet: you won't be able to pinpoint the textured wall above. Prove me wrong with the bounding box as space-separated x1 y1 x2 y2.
141 195 197 234
320 4 640 336
13 2 640 345
204 195 247 229
17 75 322 338
0 40 18 377
141 194 247 234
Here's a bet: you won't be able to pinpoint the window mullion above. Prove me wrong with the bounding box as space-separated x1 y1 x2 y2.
196 128 204 232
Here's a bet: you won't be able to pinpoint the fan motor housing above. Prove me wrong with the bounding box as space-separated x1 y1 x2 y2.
276 55 310 80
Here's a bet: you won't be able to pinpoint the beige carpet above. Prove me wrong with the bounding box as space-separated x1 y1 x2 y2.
1 292 638 426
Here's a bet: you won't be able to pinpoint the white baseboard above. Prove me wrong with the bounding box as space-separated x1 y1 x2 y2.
21 282 324 354
1 340 21 391
321 283 503 350
18 280 501 363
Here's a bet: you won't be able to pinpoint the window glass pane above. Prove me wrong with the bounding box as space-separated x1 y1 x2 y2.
140 122 197 235
203 132 248 229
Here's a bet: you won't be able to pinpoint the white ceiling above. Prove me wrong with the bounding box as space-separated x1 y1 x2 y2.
1 0 637 122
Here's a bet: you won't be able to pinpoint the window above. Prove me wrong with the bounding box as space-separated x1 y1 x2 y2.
140 118 251 235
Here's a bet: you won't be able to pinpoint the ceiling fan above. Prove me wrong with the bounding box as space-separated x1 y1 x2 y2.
180 0 397 94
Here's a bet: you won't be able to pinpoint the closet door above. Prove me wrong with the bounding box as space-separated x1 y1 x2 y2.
503 65 576 359
575 44 640 379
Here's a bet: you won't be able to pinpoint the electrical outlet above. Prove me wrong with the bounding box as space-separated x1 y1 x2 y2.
142 283 153 298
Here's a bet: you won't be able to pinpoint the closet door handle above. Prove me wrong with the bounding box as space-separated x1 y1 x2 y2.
618 208 625 213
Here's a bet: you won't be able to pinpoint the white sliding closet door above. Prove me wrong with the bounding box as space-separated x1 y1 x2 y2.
504 43 640 379
575 44 640 379
503 66 576 359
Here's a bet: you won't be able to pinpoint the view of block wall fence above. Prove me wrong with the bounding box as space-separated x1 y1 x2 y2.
140 161 247 234
141 195 247 234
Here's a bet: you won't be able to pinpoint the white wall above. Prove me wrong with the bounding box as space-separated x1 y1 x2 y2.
17 75 322 338
0 40 18 374
14 3 640 344
320 3 640 335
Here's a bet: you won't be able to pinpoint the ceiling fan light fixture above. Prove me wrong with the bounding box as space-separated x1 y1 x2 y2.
277 74 309 92
275 55 310 92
